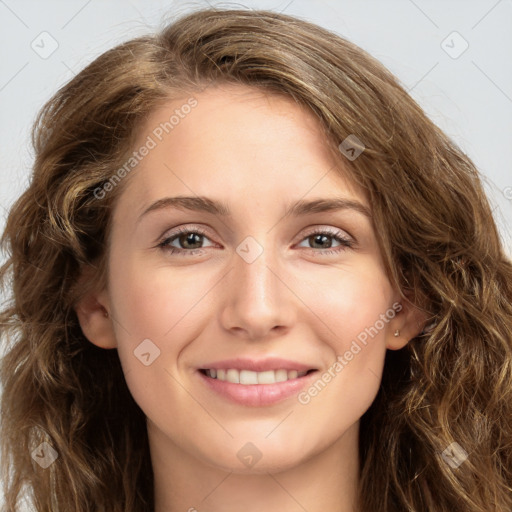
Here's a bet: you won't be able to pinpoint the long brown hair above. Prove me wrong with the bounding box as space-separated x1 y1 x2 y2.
1 7 511 511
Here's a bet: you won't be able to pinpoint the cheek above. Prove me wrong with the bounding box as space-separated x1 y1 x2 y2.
300 263 393 403
109 253 209 339
310 260 394 344
106 256 219 396
106 263 202 422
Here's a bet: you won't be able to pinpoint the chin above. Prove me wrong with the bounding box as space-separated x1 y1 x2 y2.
197 437 314 475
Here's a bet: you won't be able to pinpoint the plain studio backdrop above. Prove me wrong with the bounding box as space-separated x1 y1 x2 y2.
0 0 511 509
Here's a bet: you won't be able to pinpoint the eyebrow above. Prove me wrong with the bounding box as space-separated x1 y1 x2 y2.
137 195 371 223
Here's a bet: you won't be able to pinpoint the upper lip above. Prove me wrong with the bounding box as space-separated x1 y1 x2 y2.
199 357 317 373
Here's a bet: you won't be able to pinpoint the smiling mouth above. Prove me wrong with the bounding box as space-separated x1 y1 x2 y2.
199 368 318 385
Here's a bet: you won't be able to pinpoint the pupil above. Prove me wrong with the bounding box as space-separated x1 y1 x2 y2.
313 234 331 248
182 233 201 249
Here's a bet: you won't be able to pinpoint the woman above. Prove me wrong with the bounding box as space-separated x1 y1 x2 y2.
1 7 511 512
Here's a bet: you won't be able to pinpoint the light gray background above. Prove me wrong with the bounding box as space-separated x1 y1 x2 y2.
0 0 511 509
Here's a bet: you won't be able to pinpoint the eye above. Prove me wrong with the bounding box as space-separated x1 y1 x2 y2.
156 226 354 256
157 226 215 256
296 227 354 255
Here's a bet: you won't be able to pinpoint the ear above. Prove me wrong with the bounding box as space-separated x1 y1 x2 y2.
73 267 117 350
385 296 430 351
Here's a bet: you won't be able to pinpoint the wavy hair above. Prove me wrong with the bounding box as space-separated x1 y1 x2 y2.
1 7 511 512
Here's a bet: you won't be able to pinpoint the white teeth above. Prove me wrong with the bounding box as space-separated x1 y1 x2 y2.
257 370 276 384
226 369 240 384
275 369 288 382
240 370 259 384
205 368 312 385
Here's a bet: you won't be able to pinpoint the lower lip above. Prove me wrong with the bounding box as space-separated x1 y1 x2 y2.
198 370 318 407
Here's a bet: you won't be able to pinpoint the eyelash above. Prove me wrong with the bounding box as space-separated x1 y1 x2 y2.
156 226 354 257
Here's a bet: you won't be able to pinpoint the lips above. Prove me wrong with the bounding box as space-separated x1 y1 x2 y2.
197 357 319 406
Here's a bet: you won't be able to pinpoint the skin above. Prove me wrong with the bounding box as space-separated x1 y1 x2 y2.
76 84 425 512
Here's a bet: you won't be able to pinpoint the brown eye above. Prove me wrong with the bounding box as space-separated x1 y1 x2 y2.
157 227 215 255
297 228 354 254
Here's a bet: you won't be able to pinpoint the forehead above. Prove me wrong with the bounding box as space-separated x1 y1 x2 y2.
121 84 366 210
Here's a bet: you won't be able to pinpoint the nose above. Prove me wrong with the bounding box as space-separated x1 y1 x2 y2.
219 238 296 341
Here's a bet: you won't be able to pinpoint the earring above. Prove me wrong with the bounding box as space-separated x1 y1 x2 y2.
394 329 400 337
103 310 109 318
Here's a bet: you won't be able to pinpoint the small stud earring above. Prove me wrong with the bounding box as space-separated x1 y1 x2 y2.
103 310 109 318
394 329 400 337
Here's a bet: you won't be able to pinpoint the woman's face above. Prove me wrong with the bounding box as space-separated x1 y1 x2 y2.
83 84 411 473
